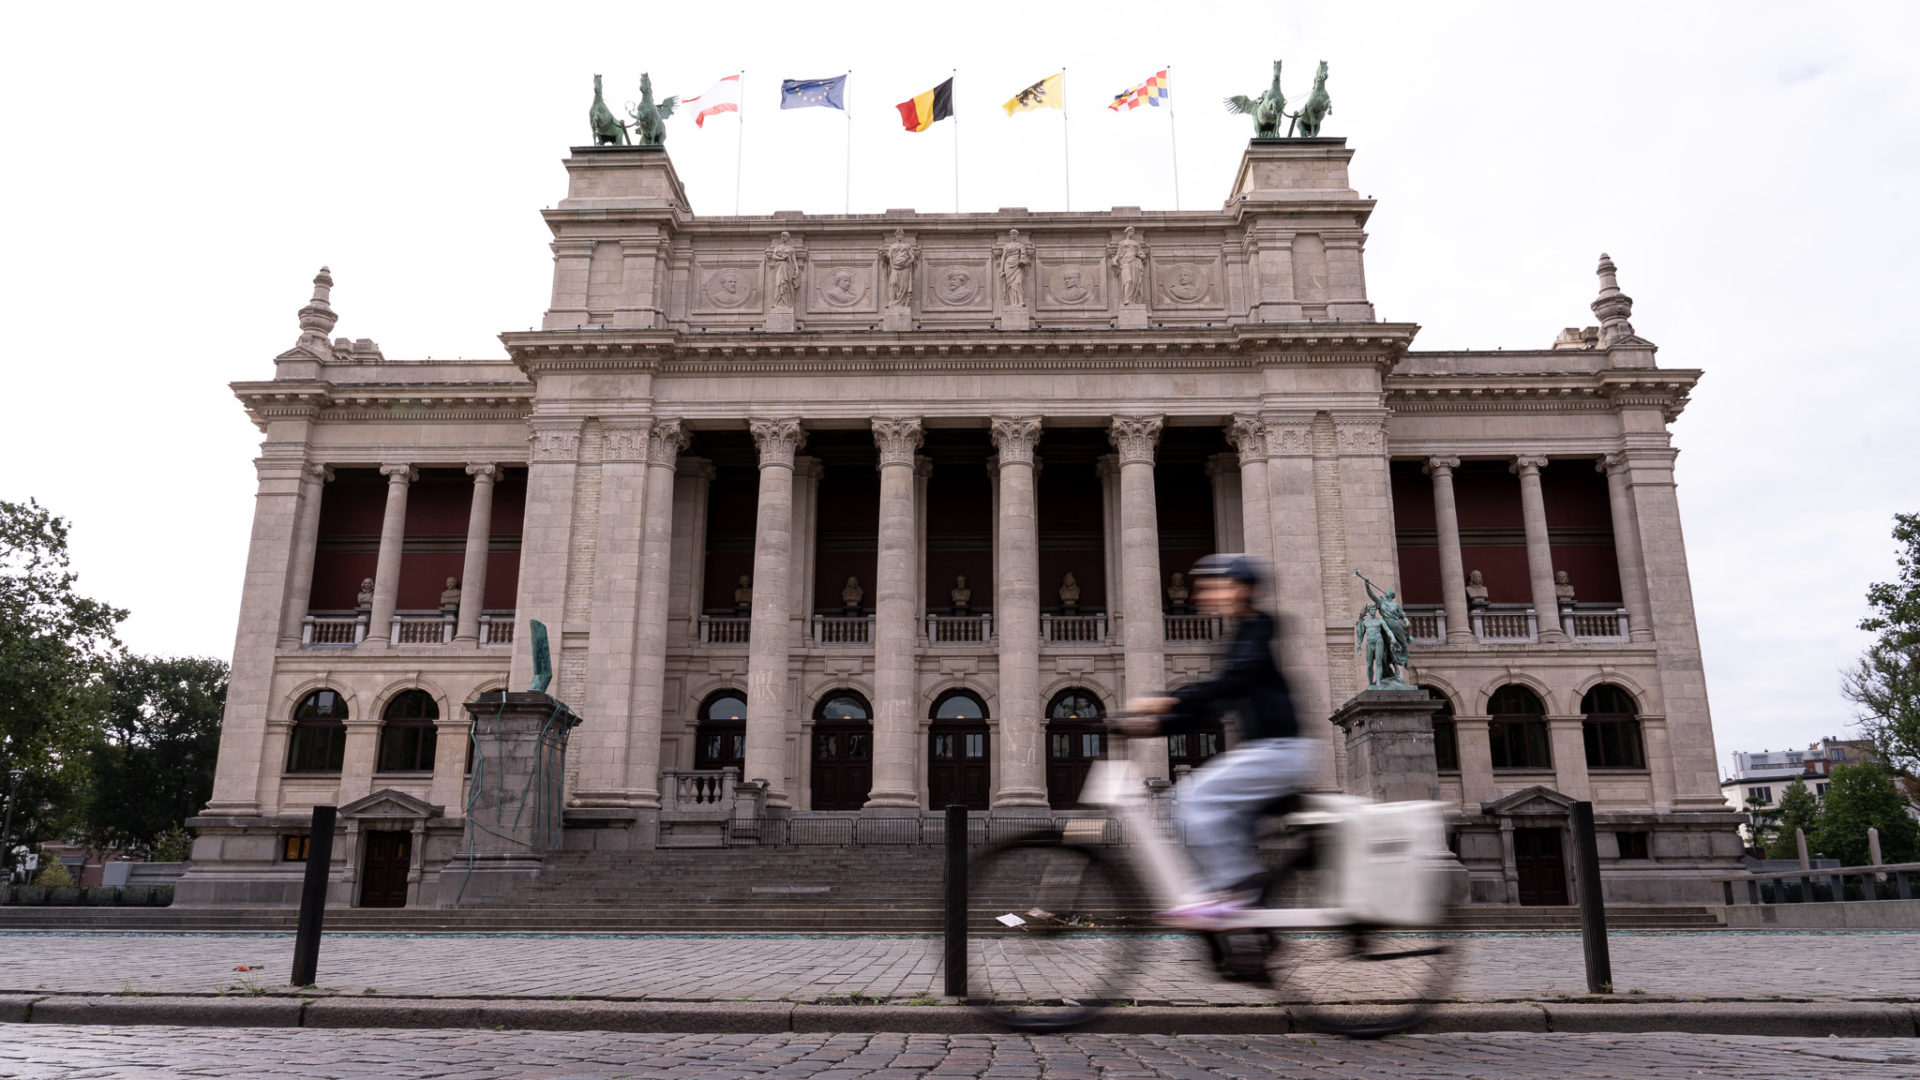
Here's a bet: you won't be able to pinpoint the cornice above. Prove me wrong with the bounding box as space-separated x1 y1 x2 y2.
1385 369 1700 421
232 380 534 432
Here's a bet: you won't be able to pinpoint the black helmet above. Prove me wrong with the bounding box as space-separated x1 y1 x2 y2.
1191 553 1263 587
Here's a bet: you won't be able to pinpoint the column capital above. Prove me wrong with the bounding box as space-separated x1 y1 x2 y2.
1422 456 1461 477
646 418 693 467
748 418 807 468
1107 415 1163 466
1597 451 1627 475
1332 414 1388 457
379 464 418 484
1510 455 1549 475
465 463 499 482
1225 414 1267 466
304 463 335 484
601 421 653 463
989 416 1042 465
871 417 925 468
1259 413 1315 457
528 419 584 463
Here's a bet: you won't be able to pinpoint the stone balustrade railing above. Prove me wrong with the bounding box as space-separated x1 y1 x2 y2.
300 611 516 648
699 615 751 644
660 767 739 815
391 611 456 645
478 612 515 645
811 614 874 645
1565 607 1630 642
1472 605 1539 643
1163 615 1225 642
1041 613 1108 644
301 612 366 646
926 613 992 644
1406 606 1446 644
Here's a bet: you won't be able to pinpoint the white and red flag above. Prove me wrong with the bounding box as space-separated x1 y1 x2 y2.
684 75 741 128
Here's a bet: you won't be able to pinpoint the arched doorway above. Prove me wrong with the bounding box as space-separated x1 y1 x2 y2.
928 690 990 810
695 690 747 772
811 691 873 810
1045 689 1105 809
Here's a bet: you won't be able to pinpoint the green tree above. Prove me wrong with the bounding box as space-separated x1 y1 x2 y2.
83 655 227 850
1844 513 1920 776
1810 762 1920 867
1762 778 1821 860
0 500 126 850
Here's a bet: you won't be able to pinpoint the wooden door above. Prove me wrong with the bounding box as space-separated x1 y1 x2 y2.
1513 827 1569 905
359 830 411 908
929 724 990 810
1046 723 1104 809
810 722 872 810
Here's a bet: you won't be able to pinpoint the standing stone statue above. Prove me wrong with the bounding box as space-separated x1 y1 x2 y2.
734 575 753 613
589 74 629 145
842 576 865 612
1225 60 1287 139
1111 226 1148 305
440 577 462 611
879 229 918 307
999 229 1032 307
1353 569 1413 690
1291 61 1332 137
950 574 971 612
765 231 804 311
356 578 375 610
624 73 678 147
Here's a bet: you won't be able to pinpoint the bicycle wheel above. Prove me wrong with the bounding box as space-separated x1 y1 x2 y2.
963 835 1148 1031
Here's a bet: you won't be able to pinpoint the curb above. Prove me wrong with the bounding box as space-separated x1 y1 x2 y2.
2 996 1916 1037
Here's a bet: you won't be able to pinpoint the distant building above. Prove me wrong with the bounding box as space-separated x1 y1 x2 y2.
1721 737 1878 814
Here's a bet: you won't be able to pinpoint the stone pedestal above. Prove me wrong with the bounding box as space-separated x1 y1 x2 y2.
997 305 1030 331
882 305 912 331
437 691 583 906
1331 689 1444 804
764 310 796 333
1115 304 1149 330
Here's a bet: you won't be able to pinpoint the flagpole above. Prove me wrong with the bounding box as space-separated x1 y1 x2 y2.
1166 64 1181 211
734 69 745 216
951 68 959 213
844 69 853 215
1060 68 1071 212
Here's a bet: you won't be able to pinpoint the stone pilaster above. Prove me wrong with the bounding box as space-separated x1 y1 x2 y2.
576 420 652 806
625 420 692 809
744 418 805 808
1511 456 1568 642
1226 416 1272 564
1333 411 1395 636
454 465 498 644
1424 456 1474 644
510 418 585 689
1110 415 1169 781
1451 715 1498 811
1261 413 1335 788
1206 453 1243 552
868 417 925 808
1599 453 1655 642
279 464 332 644
366 464 418 649
990 417 1047 807
1547 716 1592 801
336 716 381 803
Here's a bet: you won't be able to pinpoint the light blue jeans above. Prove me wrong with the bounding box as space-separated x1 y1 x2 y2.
1173 737 1317 894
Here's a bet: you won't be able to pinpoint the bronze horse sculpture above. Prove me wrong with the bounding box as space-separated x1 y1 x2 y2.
1291 61 1332 137
590 74 629 145
1225 60 1287 139
625 73 679 147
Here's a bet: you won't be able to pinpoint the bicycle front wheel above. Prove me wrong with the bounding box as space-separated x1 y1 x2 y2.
1265 925 1458 1038
963 836 1147 1031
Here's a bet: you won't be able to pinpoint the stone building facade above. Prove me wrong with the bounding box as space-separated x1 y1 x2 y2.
182 138 1740 909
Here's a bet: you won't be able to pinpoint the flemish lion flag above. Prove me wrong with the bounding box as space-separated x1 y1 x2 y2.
1004 72 1064 116
896 77 954 132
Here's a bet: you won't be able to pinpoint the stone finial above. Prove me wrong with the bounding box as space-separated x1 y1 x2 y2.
1591 252 1639 346
296 266 339 354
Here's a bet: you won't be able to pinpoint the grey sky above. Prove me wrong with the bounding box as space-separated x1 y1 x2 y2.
3 2 1915 774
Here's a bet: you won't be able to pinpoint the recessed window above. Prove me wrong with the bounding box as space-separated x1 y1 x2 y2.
1581 684 1645 770
695 690 747 771
1487 685 1551 770
282 835 311 862
377 690 439 773
1422 686 1459 772
1616 831 1651 860
286 690 348 773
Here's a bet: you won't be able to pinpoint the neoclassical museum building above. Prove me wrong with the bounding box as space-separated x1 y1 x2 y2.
183 136 1740 909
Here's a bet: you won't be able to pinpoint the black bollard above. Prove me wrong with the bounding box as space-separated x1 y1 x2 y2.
943 803 968 998
289 805 336 987
1569 801 1612 993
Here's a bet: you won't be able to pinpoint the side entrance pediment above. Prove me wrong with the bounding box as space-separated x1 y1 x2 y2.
338 788 442 821
1480 785 1576 818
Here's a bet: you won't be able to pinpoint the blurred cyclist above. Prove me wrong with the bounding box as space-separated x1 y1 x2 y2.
1122 553 1313 927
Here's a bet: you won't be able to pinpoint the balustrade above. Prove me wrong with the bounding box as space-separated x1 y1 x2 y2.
926 613 992 644
1163 615 1224 642
301 613 366 647
1566 607 1631 642
699 615 751 644
1041 613 1108 644
477 612 515 645
811 614 873 645
1471 605 1539 644
390 611 455 645
1406 606 1447 644
660 768 738 813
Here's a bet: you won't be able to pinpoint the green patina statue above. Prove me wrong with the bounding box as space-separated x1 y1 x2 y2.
1354 570 1414 690
590 74 629 146
1291 61 1332 137
625 73 679 147
528 619 553 694
1225 60 1287 139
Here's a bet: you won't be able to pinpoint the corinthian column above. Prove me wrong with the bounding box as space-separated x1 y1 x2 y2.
280 464 333 643
867 417 925 808
1599 453 1654 642
990 417 1048 807
454 464 498 644
1511 456 1568 642
626 420 691 808
1226 416 1271 563
744 418 805 808
1111 415 1169 780
1424 457 1474 643
366 464 417 646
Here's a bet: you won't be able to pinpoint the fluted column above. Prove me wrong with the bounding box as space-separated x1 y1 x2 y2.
1226 416 1272 564
626 420 692 808
1424 457 1474 644
744 418 805 808
1511 456 1568 642
366 464 417 647
868 418 926 808
1111 415 1169 780
990 417 1048 807
279 464 333 643
454 464 498 644
1599 453 1654 642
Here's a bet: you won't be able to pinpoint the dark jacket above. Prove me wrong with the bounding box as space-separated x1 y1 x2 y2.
1160 611 1299 742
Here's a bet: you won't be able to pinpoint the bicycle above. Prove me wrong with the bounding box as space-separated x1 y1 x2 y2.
963 727 1459 1037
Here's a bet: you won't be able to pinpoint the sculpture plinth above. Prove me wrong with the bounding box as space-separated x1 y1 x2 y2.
997 305 1030 331
1332 689 1443 804
882 305 913 332
764 310 796 333
1116 304 1149 330
437 690 583 907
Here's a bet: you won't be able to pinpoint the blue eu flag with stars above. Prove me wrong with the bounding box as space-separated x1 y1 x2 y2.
780 75 847 110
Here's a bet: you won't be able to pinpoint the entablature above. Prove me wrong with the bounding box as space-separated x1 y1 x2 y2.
233 379 534 432
1385 368 1699 422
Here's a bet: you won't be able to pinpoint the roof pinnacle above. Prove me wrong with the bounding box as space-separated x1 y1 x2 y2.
296 265 339 353
1590 252 1637 346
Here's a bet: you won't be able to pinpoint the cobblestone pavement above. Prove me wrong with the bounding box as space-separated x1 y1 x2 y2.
1 1027 1918 1079
1 931 1913 1003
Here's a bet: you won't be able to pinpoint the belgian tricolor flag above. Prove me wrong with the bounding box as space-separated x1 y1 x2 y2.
896 77 954 133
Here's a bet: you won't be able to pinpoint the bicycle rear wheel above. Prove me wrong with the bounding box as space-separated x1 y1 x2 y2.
963 836 1147 1031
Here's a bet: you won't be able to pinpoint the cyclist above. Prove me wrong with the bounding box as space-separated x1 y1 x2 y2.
1122 553 1313 928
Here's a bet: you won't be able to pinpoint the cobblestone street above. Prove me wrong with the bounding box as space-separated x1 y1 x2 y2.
2 1028 1917 1079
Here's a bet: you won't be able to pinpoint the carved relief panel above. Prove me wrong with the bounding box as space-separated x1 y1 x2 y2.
1036 246 1108 313
689 260 763 317
1150 255 1226 312
810 259 877 314
920 257 993 312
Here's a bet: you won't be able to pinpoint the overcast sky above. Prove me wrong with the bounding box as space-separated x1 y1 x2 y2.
3 2 1915 772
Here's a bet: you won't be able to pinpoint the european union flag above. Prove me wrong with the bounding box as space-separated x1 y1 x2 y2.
780 75 848 111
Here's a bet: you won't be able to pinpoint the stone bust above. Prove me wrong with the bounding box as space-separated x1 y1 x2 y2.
1059 571 1081 608
440 576 462 610
356 578 375 609
1555 570 1576 607
1465 569 1489 608
1167 571 1189 609
734 575 753 611
950 574 971 611
842 576 864 610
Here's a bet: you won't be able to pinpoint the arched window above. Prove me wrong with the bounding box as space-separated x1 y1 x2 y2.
1422 686 1459 773
1047 690 1102 722
287 690 348 774
1046 688 1106 809
931 690 986 721
695 690 747 770
1487 684 1551 771
929 690 990 810
377 690 439 773
1581 683 1646 769
818 692 872 721
812 691 873 810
